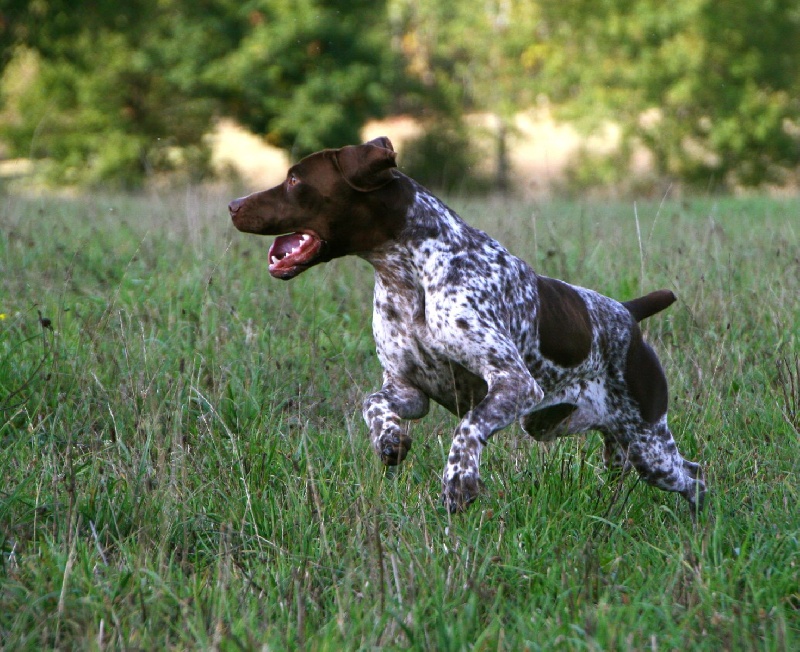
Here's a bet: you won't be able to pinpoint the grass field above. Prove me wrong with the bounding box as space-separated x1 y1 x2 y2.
1 187 798 650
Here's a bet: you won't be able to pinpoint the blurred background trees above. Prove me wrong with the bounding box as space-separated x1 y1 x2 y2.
533 0 800 189
1 1 222 186
0 0 405 187
1 0 798 191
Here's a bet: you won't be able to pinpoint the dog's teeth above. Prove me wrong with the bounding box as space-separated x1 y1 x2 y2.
271 256 279 264
301 234 310 242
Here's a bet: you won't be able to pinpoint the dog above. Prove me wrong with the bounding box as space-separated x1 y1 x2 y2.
229 137 705 513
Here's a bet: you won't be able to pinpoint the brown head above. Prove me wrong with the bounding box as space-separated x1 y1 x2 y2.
228 137 408 279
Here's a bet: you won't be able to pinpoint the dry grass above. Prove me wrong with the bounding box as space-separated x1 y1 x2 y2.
211 111 626 196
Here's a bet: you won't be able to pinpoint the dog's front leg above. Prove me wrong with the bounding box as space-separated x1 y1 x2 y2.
443 367 543 512
363 374 429 465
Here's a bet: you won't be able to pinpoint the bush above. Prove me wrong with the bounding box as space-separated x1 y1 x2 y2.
400 120 491 194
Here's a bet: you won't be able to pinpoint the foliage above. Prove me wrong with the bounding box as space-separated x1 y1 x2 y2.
390 1 553 120
204 0 404 160
2 0 799 188
0 0 403 186
0 1 225 187
390 0 542 189
531 0 800 188
400 118 490 193
1 188 799 648
1 45 215 188
392 0 800 189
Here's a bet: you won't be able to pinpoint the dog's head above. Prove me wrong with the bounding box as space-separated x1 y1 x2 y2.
229 137 405 279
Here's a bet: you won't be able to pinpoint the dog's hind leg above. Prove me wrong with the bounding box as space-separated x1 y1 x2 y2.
601 432 634 475
623 420 706 511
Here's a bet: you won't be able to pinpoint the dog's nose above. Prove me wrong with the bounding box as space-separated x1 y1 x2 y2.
228 198 244 216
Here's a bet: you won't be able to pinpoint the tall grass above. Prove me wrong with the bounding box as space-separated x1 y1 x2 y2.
1 187 798 650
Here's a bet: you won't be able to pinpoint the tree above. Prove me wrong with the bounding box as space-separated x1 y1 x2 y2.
389 0 540 190
0 0 403 185
205 0 403 160
1 1 225 186
4 0 798 189
531 0 800 188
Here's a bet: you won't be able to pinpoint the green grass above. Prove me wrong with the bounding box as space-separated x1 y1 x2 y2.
1 187 798 650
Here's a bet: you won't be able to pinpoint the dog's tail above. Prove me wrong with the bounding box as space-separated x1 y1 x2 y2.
623 289 676 322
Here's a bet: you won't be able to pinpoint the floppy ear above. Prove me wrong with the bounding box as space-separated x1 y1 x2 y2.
335 137 397 192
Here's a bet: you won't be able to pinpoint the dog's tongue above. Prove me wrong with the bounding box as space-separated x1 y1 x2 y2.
268 232 322 278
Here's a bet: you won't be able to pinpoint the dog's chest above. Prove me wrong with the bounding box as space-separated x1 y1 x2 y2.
371 273 488 414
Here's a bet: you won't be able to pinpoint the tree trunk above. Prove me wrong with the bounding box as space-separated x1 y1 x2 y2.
495 119 510 192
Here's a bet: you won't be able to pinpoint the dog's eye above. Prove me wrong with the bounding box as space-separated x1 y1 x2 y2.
287 174 300 188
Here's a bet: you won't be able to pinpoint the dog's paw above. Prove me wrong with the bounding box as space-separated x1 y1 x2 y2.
441 471 483 513
374 426 412 466
680 460 706 514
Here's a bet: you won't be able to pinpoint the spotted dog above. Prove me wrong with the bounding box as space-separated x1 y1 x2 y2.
229 137 706 513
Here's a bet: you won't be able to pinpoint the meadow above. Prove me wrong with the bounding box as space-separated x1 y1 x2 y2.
0 186 798 650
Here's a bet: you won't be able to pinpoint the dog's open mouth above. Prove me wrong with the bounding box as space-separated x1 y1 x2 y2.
268 231 324 279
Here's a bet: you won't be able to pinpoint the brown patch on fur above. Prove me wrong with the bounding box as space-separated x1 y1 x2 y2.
624 325 669 423
537 277 592 367
523 403 578 436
